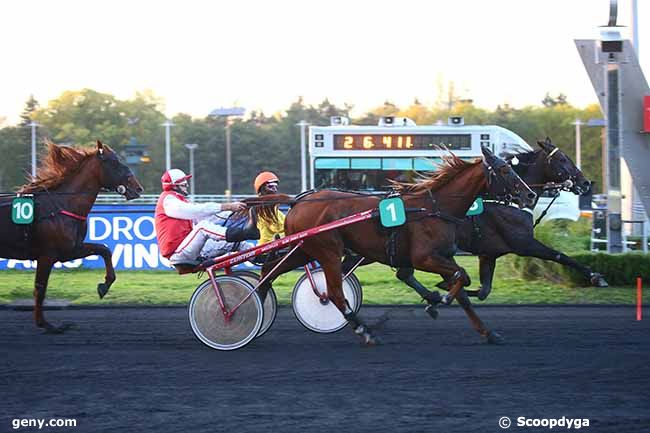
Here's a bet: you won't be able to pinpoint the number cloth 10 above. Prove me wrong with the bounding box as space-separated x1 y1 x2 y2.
12 198 34 224
466 197 484 216
379 197 406 228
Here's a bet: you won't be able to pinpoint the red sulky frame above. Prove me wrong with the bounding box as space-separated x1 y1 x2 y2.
194 208 376 321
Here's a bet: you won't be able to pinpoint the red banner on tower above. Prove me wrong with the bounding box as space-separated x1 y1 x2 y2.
644 96 650 133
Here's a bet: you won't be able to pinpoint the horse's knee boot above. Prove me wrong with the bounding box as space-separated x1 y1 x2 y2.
456 269 471 287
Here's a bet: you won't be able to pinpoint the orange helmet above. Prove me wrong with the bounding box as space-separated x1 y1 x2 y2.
254 171 279 193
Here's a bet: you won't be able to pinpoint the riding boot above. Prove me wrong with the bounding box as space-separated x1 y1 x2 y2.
225 211 260 242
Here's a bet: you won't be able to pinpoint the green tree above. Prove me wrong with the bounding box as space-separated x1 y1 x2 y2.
542 92 568 107
0 88 605 196
19 95 40 126
0 126 29 191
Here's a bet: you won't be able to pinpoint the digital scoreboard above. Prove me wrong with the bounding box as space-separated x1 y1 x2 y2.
333 134 471 151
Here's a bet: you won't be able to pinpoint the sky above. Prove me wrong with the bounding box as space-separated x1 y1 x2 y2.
0 0 648 124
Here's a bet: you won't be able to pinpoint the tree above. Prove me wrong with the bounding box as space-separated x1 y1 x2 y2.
0 126 29 191
19 95 39 127
0 88 604 195
542 92 568 107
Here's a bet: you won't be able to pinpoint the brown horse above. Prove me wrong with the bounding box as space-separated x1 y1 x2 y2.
0 140 143 332
254 147 536 345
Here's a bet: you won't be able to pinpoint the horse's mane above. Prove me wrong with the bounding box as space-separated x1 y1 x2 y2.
19 140 98 193
390 153 482 194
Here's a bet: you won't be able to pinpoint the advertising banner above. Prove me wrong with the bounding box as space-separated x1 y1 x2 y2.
0 205 169 271
0 204 258 271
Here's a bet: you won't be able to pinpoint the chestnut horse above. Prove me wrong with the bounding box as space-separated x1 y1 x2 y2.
0 141 143 332
254 147 536 345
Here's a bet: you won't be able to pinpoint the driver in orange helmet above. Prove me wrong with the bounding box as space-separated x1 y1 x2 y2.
254 171 285 245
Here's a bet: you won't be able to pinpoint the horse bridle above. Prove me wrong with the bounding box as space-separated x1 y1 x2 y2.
541 147 583 194
97 148 133 197
482 158 521 205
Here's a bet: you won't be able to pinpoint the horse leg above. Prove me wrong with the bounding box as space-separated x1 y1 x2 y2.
321 255 379 345
258 248 311 303
517 239 608 287
456 290 504 344
396 267 442 319
341 254 363 274
465 256 497 301
76 243 116 298
34 257 71 333
409 251 471 312
414 253 499 344
440 268 471 305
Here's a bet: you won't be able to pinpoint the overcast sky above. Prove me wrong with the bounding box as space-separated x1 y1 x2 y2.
0 0 647 123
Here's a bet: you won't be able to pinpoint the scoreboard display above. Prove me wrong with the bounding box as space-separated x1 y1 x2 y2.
333 134 471 151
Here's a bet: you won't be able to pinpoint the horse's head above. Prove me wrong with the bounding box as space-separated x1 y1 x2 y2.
537 137 591 195
481 146 536 208
96 140 144 200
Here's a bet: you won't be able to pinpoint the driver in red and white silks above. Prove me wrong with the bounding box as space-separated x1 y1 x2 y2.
155 169 257 264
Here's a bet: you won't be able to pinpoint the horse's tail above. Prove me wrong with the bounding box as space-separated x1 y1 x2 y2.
230 194 295 226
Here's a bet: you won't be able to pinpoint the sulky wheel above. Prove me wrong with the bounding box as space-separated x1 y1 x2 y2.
188 275 263 351
291 268 360 334
231 270 278 338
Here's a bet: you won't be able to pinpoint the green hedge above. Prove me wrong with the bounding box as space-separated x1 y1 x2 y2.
512 253 650 286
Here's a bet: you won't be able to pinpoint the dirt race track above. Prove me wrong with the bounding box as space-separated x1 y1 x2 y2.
1 305 649 433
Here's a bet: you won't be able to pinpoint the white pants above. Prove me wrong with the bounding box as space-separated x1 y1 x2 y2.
169 217 252 264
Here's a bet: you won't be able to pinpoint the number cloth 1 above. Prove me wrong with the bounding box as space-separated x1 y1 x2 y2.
12 198 35 224
379 197 406 228
466 197 484 216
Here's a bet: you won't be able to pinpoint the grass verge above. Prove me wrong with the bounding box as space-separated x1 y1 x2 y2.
0 257 645 305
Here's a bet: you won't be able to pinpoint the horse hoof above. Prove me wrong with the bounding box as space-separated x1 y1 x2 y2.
441 294 454 305
486 331 505 345
478 288 491 301
362 335 382 346
426 290 443 304
424 305 439 320
591 274 608 288
43 322 74 334
97 282 110 299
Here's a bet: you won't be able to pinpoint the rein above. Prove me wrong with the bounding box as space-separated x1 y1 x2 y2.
525 181 570 190
533 190 561 228
0 191 107 197
247 190 472 207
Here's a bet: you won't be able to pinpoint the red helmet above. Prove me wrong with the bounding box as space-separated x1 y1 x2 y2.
254 171 279 193
161 169 192 192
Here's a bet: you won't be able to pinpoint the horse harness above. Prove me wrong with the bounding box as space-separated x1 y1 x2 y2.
4 189 90 251
469 182 564 248
380 189 464 267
